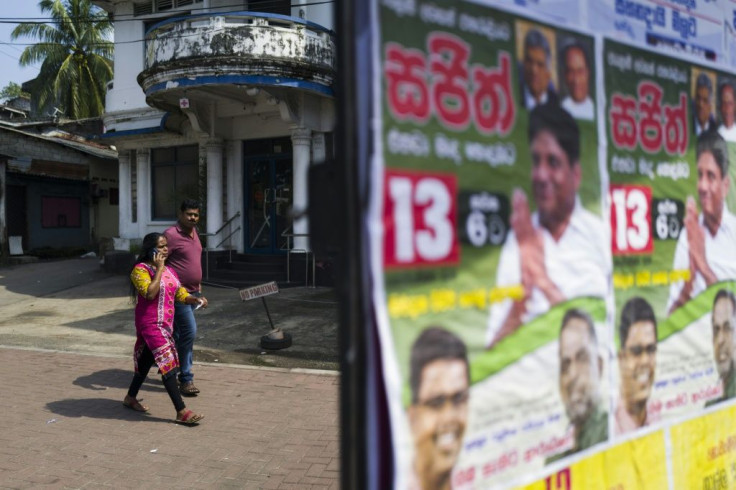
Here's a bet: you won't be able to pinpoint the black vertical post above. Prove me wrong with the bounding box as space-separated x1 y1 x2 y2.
337 0 370 488
261 296 275 330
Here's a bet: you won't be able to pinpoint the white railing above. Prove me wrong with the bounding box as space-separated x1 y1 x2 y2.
200 211 241 280
281 225 315 288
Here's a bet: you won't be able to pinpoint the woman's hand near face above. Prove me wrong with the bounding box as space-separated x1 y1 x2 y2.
153 249 166 268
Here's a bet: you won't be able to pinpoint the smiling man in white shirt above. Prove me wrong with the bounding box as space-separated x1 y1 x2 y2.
486 104 611 348
668 129 736 313
718 81 736 142
560 40 594 120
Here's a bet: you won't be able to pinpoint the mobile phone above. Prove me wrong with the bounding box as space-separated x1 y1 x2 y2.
148 249 158 260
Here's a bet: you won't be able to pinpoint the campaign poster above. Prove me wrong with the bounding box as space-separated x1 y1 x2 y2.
590 0 724 63
375 0 611 487
491 0 586 27
671 404 736 489
517 430 667 489
604 38 736 441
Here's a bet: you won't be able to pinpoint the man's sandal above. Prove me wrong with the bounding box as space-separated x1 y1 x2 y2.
179 382 200 396
122 397 149 413
175 409 204 425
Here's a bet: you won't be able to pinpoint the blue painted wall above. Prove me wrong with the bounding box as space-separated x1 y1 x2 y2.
7 173 91 250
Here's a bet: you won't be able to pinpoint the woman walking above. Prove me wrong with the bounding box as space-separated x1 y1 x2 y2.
123 232 207 424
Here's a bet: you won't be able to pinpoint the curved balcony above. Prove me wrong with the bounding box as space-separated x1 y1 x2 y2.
137 12 337 112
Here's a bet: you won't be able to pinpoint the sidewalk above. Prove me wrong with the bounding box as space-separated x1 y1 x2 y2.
0 348 339 489
0 257 339 371
0 258 341 489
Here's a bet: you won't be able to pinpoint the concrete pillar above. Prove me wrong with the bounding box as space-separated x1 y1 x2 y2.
206 139 224 248
135 148 150 238
118 151 133 238
226 140 244 252
291 127 311 251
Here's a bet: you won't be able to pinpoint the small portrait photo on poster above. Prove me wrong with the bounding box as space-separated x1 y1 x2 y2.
558 36 595 120
516 21 558 110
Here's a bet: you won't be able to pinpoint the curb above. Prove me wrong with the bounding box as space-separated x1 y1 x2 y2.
0 344 340 376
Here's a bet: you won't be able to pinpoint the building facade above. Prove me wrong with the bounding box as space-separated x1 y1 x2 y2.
94 0 335 263
0 121 119 255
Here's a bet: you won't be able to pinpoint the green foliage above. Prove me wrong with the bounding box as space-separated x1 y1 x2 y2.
11 0 113 119
0 82 29 101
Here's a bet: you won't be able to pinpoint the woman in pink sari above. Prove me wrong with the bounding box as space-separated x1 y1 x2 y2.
123 232 208 424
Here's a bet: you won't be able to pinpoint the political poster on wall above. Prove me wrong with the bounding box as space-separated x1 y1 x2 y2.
604 38 736 438
369 0 736 488
490 0 586 27
670 404 736 489
590 0 724 64
517 430 667 489
374 1 616 488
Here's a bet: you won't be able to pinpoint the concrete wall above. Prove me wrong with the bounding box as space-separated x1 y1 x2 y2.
293 0 333 29
89 158 119 241
7 174 91 250
106 2 147 113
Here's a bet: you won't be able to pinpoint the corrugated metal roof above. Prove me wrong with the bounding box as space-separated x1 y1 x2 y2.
0 122 117 160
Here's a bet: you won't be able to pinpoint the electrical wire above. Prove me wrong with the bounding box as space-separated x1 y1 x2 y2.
0 0 334 24
0 1 335 49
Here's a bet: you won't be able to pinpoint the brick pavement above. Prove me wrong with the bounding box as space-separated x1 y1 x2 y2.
0 347 339 489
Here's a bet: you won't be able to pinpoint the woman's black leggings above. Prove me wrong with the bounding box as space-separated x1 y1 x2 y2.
127 344 186 412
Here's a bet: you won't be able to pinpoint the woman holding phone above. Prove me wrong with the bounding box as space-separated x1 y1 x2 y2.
123 232 208 424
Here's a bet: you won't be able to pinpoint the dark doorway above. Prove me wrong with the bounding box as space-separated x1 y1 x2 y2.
7 184 27 250
245 153 292 254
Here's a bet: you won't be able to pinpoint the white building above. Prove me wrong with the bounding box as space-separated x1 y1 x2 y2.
93 0 335 281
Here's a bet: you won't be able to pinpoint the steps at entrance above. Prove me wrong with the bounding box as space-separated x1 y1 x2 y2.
202 252 296 289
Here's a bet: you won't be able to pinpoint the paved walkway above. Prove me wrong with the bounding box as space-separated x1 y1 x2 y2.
0 258 339 371
0 348 339 489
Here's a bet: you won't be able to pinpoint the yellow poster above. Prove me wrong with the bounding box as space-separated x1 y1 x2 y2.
518 431 667 490
671 405 736 490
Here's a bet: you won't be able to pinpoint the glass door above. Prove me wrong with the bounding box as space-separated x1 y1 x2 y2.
245 155 292 254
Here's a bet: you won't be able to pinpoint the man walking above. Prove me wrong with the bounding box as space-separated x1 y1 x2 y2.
164 199 208 396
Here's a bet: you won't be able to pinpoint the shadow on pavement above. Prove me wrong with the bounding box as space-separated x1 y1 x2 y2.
46 398 170 424
0 258 126 300
0 258 340 370
73 368 165 394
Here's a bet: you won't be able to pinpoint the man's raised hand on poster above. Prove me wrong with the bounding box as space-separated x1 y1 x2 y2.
685 196 717 287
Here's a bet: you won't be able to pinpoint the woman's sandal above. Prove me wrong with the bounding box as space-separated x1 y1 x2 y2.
175 409 204 425
122 397 149 413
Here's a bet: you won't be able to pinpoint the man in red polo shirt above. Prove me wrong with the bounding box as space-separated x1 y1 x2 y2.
164 199 208 396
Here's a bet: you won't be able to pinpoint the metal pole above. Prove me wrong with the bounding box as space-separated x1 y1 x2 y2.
261 296 275 330
337 0 372 487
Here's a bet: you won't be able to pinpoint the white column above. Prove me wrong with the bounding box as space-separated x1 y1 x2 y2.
135 148 150 238
226 140 244 252
291 127 311 251
206 139 224 248
118 151 133 238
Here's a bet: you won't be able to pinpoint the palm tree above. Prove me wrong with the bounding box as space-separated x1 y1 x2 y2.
11 0 113 119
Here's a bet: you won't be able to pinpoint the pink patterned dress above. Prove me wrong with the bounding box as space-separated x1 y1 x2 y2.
130 263 190 376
